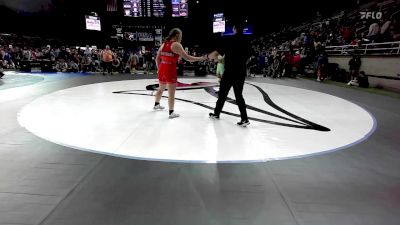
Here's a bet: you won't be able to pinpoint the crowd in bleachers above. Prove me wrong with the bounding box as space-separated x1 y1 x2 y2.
248 0 400 80
0 32 219 77
1 0 399 83
0 33 158 75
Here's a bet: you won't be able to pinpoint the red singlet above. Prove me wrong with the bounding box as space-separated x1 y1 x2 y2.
158 41 180 84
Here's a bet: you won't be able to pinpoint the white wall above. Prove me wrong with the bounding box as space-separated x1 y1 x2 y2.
329 55 400 92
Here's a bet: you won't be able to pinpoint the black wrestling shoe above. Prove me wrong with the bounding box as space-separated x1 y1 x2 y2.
209 113 220 120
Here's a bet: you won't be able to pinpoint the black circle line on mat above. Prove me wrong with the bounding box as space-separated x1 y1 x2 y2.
112 82 330 131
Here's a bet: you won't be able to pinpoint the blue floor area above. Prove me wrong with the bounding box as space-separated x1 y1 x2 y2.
0 71 95 90
0 73 44 90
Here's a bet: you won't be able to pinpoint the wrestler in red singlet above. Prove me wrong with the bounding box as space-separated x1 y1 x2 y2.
153 28 206 119
158 40 180 84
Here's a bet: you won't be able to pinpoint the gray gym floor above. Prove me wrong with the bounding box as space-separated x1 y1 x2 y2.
1 72 399 225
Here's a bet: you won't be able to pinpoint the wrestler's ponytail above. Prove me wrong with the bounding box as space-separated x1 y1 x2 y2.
165 28 182 42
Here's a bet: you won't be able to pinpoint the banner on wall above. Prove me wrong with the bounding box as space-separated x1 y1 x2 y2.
112 25 165 45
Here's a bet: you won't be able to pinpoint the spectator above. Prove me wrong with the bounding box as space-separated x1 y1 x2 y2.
350 35 361 46
81 55 93 73
341 24 354 44
258 52 266 75
112 57 121 73
102 45 113 75
247 54 258 77
292 51 302 75
215 54 225 82
348 55 362 81
316 52 328 81
282 51 294 77
367 21 380 42
3 51 15 69
67 59 78 73
127 51 139 74
84 45 92 57
347 71 369 88
380 19 392 41
56 59 67 72
144 50 153 74
22 47 31 60
58 46 67 61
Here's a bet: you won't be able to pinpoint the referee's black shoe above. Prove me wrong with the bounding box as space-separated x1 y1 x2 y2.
237 119 250 127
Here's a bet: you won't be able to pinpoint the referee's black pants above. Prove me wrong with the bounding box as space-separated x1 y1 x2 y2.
214 77 248 121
